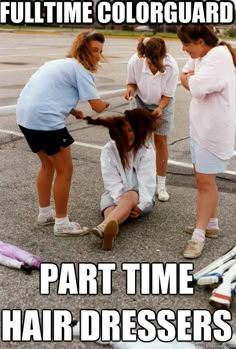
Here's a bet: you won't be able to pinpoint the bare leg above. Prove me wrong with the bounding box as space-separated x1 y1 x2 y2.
103 191 139 226
195 172 218 230
49 146 73 218
154 134 168 176
93 191 139 250
183 171 218 258
193 167 218 220
37 151 54 208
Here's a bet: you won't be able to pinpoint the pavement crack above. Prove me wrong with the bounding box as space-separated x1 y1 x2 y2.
169 136 190 146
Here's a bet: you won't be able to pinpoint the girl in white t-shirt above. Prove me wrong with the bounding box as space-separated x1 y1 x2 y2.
177 25 236 259
125 37 179 202
84 108 158 250
16 31 110 237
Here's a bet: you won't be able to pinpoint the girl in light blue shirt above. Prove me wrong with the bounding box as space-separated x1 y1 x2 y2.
16 31 109 237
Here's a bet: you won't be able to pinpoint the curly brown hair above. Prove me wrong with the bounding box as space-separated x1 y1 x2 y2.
67 31 105 72
85 108 158 168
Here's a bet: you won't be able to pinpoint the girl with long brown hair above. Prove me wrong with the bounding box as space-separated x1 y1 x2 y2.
177 25 236 259
85 108 158 250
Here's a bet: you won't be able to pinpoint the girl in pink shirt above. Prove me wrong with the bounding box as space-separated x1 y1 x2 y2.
177 25 236 259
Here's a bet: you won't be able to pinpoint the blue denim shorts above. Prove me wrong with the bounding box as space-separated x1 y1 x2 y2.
100 190 155 216
135 96 174 136
190 139 228 174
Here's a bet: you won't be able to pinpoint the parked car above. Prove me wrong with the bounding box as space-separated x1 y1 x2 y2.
134 25 154 32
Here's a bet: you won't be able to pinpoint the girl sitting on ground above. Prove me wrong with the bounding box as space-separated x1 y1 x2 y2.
85 108 159 250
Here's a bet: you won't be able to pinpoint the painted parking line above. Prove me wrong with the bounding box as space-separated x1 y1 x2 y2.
0 56 190 73
0 129 235 176
0 67 38 73
0 88 128 115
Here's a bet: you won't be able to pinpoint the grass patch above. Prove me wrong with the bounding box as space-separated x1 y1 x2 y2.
1 25 235 39
0 24 178 38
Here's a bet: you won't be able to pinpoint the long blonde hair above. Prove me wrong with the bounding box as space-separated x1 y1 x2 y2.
67 31 105 72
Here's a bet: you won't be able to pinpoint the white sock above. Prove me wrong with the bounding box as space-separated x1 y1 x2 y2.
207 218 219 230
192 228 205 242
97 223 105 234
55 216 70 226
157 176 166 191
39 206 52 216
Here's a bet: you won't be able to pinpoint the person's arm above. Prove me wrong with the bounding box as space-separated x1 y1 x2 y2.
152 95 170 118
124 83 137 100
136 145 156 212
153 57 179 118
130 206 141 219
89 99 110 113
180 58 195 91
180 71 194 91
188 54 226 98
101 146 124 204
74 66 110 113
125 55 138 100
70 109 84 119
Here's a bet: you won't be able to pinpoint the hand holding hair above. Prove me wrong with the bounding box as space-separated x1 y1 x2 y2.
71 109 84 119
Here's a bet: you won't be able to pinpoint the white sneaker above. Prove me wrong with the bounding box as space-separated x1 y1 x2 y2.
54 222 89 237
183 239 205 259
37 210 55 226
90 224 105 239
157 189 169 202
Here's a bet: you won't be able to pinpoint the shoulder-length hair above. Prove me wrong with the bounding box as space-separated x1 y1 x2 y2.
177 25 236 67
67 31 105 72
85 108 158 168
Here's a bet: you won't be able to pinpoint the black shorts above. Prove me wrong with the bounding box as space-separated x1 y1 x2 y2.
18 125 74 156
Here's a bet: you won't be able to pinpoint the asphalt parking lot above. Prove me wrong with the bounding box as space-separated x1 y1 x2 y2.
0 31 236 349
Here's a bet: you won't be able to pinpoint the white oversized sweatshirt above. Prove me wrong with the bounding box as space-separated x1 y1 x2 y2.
183 45 236 160
100 141 156 211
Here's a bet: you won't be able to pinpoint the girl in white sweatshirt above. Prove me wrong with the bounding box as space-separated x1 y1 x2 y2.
85 108 158 250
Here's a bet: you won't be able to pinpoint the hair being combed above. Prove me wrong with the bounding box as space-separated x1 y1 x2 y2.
67 31 105 72
177 25 236 67
85 108 158 168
